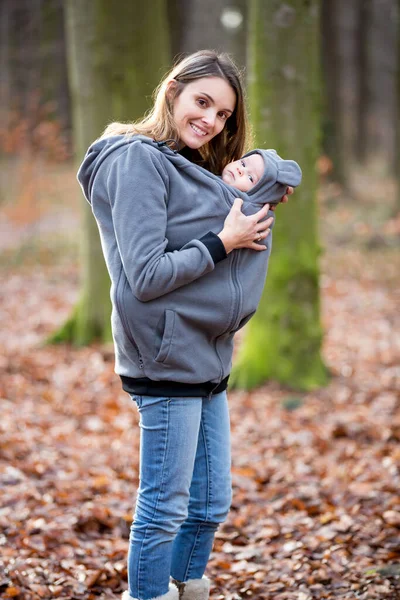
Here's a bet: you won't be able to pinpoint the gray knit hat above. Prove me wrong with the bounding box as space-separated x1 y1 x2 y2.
243 149 302 204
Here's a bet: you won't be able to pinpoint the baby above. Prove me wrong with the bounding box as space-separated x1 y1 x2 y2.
221 148 302 199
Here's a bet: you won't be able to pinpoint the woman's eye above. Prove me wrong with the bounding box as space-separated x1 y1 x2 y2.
197 98 207 107
218 112 228 121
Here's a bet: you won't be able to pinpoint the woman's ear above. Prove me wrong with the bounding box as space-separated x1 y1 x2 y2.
166 79 178 101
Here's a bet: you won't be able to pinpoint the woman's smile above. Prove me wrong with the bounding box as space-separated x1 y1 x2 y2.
190 123 208 137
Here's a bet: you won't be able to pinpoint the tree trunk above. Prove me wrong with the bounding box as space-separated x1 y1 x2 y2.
2 0 71 146
321 0 361 184
231 0 328 391
0 0 11 118
51 0 170 344
398 1 400 210
40 0 71 135
168 0 247 70
357 0 398 175
7 0 42 118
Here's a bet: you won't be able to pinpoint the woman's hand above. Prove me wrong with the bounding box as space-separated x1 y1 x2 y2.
270 186 294 211
217 198 274 254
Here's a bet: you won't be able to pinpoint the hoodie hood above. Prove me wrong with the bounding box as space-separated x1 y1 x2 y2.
77 133 253 206
243 148 302 204
77 134 183 205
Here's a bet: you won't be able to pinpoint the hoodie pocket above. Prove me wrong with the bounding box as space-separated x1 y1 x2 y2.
233 310 256 333
154 310 176 364
116 271 145 369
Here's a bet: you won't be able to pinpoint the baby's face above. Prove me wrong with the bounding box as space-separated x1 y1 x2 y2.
221 153 264 192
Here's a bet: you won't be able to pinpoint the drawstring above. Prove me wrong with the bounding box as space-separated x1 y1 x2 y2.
155 138 180 152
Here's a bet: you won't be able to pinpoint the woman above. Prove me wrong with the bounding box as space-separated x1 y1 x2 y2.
78 50 292 600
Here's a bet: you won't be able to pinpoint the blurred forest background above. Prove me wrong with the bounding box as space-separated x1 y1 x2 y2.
1 1 399 599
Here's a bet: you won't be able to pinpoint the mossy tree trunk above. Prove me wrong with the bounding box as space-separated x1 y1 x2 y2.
230 0 328 391
51 0 170 344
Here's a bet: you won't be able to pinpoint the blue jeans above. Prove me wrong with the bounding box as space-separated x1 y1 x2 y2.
128 391 232 600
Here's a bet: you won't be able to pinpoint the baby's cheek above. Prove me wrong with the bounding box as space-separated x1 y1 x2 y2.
241 181 252 192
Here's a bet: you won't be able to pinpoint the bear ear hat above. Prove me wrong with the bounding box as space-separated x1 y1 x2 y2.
276 159 302 187
243 148 303 189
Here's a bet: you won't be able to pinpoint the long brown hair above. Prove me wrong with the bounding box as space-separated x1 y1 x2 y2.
101 50 251 174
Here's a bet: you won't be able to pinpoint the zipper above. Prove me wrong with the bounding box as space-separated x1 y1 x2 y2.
225 251 242 333
115 269 144 370
214 337 224 384
214 251 243 383
210 182 245 384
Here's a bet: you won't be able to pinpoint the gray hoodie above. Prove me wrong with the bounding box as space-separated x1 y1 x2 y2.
77 135 301 387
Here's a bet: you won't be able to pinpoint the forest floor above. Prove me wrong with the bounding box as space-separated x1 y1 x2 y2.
0 159 399 600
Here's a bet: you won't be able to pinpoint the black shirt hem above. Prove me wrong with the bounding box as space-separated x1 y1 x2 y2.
120 375 230 398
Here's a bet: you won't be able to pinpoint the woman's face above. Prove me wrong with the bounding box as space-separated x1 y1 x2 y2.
171 77 236 149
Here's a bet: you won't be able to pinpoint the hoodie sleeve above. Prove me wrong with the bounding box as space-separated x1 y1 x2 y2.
106 143 221 302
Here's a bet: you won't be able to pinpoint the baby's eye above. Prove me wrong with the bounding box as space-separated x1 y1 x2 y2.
241 160 245 167
248 174 254 183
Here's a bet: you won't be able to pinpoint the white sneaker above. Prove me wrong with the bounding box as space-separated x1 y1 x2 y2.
122 582 179 600
171 576 211 600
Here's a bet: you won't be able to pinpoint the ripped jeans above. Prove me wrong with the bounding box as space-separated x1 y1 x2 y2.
128 391 232 600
